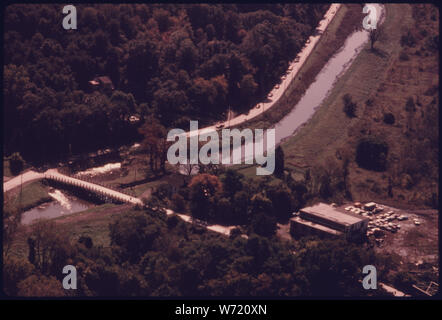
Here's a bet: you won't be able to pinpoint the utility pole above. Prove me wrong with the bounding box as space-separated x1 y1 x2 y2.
19 173 23 212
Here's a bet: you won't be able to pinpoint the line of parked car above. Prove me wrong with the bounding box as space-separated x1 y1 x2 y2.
344 201 420 237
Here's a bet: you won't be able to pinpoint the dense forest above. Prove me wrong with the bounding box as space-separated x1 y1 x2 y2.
4 207 392 297
4 4 327 162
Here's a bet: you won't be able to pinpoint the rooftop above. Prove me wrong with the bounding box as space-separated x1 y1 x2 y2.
291 216 343 236
301 202 367 226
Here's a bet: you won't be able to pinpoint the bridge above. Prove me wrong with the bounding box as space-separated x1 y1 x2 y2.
3 169 143 206
44 169 143 205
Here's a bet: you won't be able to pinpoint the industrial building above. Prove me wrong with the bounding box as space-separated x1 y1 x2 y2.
290 202 369 240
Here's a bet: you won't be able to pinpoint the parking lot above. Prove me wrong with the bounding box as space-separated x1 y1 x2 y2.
340 201 438 293
342 202 424 245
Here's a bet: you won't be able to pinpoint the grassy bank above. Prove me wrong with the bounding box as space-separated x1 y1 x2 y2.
282 4 438 207
3 181 52 213
282 4 411 165
7 203 124 261
234 4 365 131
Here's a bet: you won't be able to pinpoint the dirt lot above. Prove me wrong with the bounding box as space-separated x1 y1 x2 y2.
353 202 439 294
368 205 438 264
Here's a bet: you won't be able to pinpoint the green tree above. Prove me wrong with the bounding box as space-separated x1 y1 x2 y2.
109 211 161 263
250 212 277 237
221 169 244 199
266 182 292 222
274 145 285 178
343 94 357 118
189 174 223 221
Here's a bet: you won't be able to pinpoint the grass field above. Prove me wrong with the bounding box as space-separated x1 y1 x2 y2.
3 181 51 213
7 203 125 261
282 4 411 163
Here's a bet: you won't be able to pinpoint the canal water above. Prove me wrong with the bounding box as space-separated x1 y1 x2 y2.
176 4 385 172
233 4 385 163
21 189 89 225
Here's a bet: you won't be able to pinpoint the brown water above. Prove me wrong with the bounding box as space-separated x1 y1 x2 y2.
21 189 89 225
274 29 371 144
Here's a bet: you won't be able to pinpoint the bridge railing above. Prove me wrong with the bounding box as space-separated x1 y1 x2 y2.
44 173 138 204
54 171 137 198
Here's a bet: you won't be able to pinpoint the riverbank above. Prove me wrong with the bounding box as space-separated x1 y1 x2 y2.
3 181 52 214
282 3 438 209
234 4 365 132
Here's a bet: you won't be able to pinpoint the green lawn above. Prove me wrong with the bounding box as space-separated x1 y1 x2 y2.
7 203 122 261
53 203 118 248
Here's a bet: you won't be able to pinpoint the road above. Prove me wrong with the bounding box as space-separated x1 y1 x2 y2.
3 170 44 192
183 3 342 139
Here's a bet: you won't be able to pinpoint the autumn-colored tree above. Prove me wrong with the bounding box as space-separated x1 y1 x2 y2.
3 257 35 296
138 115 170 175
17 274 66 297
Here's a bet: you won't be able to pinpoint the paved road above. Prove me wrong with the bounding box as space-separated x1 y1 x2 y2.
183 3 342 138
3 170 44 193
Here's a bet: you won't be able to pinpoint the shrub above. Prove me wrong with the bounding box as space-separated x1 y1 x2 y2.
355 137 389 172
171 193 185 212
399 52 409 61
405 97 416 112
9 152 25 175
383 113 395 125
400 31 416 47
343 94 357 118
